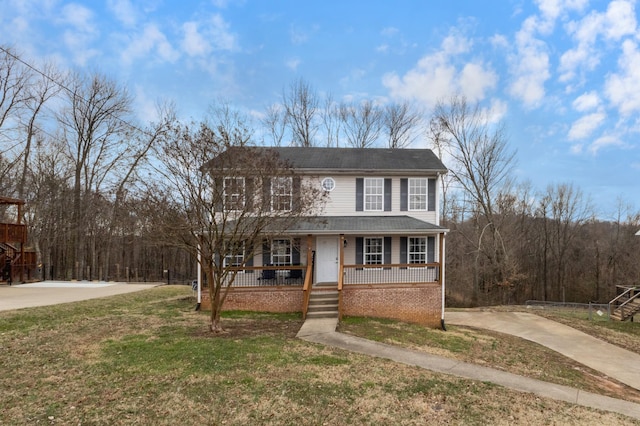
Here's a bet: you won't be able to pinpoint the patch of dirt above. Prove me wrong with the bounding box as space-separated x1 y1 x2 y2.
192 317 304 339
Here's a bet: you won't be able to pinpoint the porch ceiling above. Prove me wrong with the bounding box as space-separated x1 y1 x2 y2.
281 216 449 235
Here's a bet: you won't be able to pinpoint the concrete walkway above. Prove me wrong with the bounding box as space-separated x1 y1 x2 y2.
0 281 160 311
296 317 640 420
447 311 640 391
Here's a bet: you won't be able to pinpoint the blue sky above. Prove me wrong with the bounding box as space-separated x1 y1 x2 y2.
1 0 639 216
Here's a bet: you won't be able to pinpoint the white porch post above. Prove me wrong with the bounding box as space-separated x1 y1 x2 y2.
440 232 446 329
197 243 202 305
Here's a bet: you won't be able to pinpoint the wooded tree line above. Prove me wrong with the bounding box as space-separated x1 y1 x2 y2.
1 46 638 304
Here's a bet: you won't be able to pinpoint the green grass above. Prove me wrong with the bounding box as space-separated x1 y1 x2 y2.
0 286 638 425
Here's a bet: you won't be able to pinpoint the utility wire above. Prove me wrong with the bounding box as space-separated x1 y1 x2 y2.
0 45 158 139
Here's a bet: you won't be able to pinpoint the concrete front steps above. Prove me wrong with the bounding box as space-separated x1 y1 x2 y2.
306 282 338 319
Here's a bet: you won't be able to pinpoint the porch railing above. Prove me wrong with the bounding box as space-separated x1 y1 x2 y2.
226 264 309 287
342 263 441 285
0 223 26 243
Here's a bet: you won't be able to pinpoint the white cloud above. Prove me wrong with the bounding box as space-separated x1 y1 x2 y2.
59 3 100 66
487 99 508 123
286 57 301 71
588 134 623 154
507 17 550 107
107 0 137 27
605 40 640 115
381 27 399 37
289 25 308 45
572 91 600 111
535 0 588 23
604 0 637 40
382 31 497 108
207 14 237 51
121 23 179 65
568 111 606 140
182 22 210 57
61 3 96 34
180 14 237 57
559 0 637 82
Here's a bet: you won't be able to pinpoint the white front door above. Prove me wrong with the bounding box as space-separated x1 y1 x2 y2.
316 236 339 283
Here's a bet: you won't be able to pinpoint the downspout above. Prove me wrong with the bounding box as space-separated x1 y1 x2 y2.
440 232 447 331
195 242 202 311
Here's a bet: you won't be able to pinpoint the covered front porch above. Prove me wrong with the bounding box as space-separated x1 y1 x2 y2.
199 216 448 327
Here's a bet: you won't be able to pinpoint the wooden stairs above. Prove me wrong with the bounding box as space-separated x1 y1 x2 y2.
305 282 339 319
610 288 640 321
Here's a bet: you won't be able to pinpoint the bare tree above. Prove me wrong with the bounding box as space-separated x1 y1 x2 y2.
537 183 593 302
0 46 32 189
383 101 421 149
18 62 65 199
57 72 133 279
431 95 517 303
262 103 287 146
339 99 383 148
320 93 341 147
0 46 30 136
282 78 319 146
149 115 325 333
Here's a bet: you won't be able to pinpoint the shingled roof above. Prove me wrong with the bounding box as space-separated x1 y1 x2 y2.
255 215 448 235
264 147 447 173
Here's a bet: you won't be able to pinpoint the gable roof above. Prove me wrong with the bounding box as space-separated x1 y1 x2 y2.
261 147 447 174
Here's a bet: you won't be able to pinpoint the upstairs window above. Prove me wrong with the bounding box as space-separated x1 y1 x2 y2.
409 178 427 210
224 177 244 210
271 176 292 211
401 178 436 212
364 178 384 211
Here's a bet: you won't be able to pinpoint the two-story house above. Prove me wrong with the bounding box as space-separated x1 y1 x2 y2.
198 147 449 328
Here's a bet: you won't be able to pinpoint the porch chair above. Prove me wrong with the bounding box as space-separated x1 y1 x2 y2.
286 267 303 284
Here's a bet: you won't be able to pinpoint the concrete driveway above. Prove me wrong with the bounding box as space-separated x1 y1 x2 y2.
0 281 160 311
446 310 640 392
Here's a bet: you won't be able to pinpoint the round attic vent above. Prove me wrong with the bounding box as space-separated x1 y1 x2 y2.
321 177 336 192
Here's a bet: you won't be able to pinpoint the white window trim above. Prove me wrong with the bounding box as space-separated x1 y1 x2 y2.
224 177 245 211
408 178 428 211
271 238 292 266
407 236 427 268
271 176 293 212
364 178 384 211
223 241 245 273
364 236 384 267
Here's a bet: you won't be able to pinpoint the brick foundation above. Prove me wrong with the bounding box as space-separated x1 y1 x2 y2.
342 284 442 327
200 286 303 313
199 284 443 328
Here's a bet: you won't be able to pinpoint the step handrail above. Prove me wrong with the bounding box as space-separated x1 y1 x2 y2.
610 288 640 320
610 288 634 307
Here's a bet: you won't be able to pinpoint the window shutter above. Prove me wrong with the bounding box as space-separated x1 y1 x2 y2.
428 179 436 212
245 242 254 273
399 237 407 269
355 178 363 211
214 177 223 211
262 177 271 212
292 176 301 212
292 238 301 265
262 240 271 266
400 179 408 211
355 237 363 270
384 179 392 211
427 236 435 263
384 236 392 269
245 178 254 211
